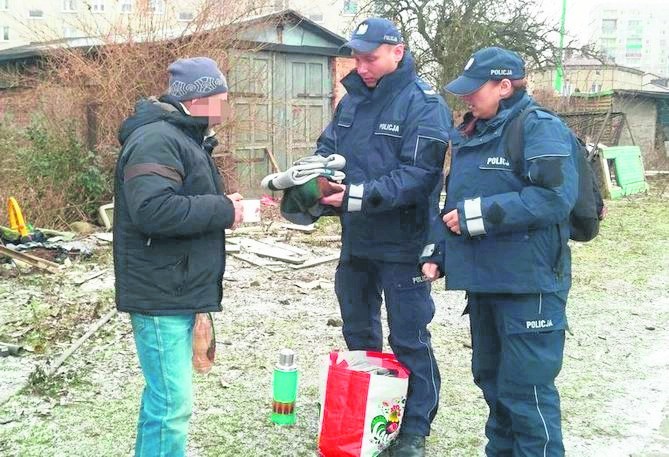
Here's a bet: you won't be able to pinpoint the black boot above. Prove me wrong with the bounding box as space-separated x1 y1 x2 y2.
388 433 425 457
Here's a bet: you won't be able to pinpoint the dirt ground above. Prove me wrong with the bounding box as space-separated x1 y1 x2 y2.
0 177 668 457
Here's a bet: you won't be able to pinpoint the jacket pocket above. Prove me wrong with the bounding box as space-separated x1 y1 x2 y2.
133 253 188 297
500 295 567 384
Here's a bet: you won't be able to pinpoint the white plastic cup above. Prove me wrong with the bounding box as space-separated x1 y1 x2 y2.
242 199 261 223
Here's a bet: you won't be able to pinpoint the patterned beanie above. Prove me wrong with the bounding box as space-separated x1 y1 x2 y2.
167 57 228 101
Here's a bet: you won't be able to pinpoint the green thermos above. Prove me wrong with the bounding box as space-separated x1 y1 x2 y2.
271 348 298 425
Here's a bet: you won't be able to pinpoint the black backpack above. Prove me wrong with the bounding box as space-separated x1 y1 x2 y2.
505 106 602 242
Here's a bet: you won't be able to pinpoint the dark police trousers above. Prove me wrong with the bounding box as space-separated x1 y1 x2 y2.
468 291 568 457
335 256 441 436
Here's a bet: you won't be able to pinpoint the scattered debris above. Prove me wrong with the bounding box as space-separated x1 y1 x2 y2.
259 238 310 257
312 235 341 243
231 253 285 272
69 221 98 235
93 232 113 243
295 280 322 290
37 229 76 241
326 318 343 327
291 254 339 270
0 246 60 274
0 342 23 357
260 195 280 207
281 223 316 233
47 309 118 377
73 270 105 286
98 202 114 230
239 238 306 264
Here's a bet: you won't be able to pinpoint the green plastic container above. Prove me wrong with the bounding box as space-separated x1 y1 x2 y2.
603 146 649 199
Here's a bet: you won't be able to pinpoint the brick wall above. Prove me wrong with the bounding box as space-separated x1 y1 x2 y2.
332 56 355 109
0 88 35 126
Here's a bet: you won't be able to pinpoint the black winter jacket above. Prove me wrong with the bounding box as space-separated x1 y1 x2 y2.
113 95 235 315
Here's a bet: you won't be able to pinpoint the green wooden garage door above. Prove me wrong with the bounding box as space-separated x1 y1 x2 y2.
229 51 332 196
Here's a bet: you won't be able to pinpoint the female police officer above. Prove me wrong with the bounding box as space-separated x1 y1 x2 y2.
423 47 578 456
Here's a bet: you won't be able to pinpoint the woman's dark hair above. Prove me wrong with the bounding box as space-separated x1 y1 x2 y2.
459 78 528 137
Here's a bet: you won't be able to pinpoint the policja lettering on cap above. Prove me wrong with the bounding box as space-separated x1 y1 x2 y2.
340 17 403 53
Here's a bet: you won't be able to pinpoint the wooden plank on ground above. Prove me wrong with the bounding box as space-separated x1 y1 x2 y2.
598 150 613 200
0 246 60 274
281 223 316 233
290 253 339 270
259 238 310 257
264 147 282 173
230 253 285 272
238 238 306 265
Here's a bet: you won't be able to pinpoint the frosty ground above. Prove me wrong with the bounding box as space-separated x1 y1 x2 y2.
0 177 668 457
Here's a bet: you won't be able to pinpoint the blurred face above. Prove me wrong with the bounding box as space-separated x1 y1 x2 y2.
461 79 513 120
183 92 232 126
353 44 405 88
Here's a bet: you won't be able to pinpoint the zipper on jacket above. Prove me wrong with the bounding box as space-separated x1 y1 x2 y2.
146 237 152 247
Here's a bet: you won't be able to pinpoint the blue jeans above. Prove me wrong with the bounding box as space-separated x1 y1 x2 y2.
131 313 195 457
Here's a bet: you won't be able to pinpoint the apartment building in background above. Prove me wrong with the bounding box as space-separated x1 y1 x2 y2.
0 0 362 50
591 1 669 78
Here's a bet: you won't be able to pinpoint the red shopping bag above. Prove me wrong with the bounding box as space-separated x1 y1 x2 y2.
318 351 410 457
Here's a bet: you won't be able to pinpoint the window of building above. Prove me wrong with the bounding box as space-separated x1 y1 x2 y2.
178 11 193 21
1 26 9 41
63 26 81 37
601 37 616 49
63 0 77 12
0 1 8 12
601 19 617 34
148 0 164 14
28 9 45 18
90 0 105 12
120 0 132 13
343 0 358 15
626 36 642 50
590 83 602 93
628 19 642 36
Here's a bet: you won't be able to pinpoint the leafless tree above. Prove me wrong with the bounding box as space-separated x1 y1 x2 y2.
364 0 597 96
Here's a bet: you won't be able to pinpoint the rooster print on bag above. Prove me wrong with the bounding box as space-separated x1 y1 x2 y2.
369 397 406 455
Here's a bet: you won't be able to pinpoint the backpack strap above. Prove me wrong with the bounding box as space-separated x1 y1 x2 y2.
504 105 570 275
504 105 555 178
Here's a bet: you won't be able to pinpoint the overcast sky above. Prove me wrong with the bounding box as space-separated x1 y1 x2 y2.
538 0 669 45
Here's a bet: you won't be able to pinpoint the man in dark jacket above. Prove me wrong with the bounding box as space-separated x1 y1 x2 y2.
113 57 242 457
317 18 452 457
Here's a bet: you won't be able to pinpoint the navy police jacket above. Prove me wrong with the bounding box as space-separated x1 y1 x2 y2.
443 91 578 293
316 52 452 263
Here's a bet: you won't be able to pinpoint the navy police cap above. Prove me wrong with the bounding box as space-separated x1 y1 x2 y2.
341 18 403 54
445 47 525 96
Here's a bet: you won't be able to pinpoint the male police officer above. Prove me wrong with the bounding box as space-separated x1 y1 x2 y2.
426 47 578 456
316 18 452 456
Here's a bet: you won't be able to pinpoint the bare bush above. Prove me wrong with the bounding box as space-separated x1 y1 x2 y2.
0 0 276 228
